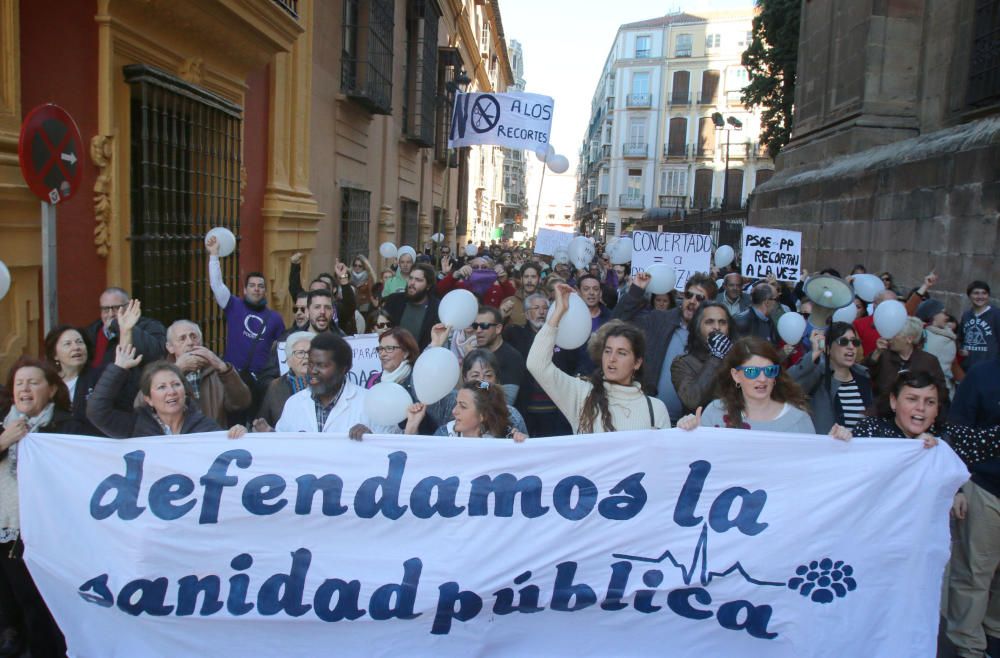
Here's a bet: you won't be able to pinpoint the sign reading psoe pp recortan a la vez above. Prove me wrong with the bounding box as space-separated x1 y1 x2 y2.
448 92 554 152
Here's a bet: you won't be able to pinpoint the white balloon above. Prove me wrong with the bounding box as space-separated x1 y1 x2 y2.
379 242 398 259
714 245 735 269
832 304 857 324
852 274 884 303
548 294 592 349
568 236 596 270
534 144 555 162
364 382 412 426
205 227 236 258
609 238 632 265
547 154 570 174
397 245 417 261
873 300 907 339
646 264 677 294
777 312 807 346
431 233 444 243
438 289 479 331
465 243 479 257
0 260 9 302
413 347 461 404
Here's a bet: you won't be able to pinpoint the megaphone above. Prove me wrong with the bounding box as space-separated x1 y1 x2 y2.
802 275 854 327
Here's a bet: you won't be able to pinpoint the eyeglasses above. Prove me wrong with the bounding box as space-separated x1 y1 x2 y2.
834 337 862 347
375 345 402 354
471 322 499 330
100 304 127 314
290 350 309 359
736 364 781 379
683 291 706 302
375 322 392 330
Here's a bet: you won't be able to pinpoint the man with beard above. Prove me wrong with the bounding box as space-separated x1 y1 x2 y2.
472 305 525 404
208 236 285 388
258 289 335 387
505 262 543 328
613 271 717 423
274 332 391 434
574 274 613 376
505 293 576 436
382 264 440 349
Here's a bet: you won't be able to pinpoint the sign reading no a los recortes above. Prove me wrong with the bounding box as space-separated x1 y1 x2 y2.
741 227 802 282
629 231 713 291
448 92 554 152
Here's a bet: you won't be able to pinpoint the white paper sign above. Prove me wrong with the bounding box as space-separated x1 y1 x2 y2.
741 227 802 282
533 228 574 256
18 429 966 657
449 92 554 151
629 231 713 291
278 334 381 385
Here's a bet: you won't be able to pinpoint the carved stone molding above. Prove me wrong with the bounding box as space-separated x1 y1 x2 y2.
177 56 205 85
90 134 113 258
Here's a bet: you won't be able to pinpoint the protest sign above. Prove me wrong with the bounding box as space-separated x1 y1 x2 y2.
19 429 965 657
448 92 554 152
533 227 574 256
629 231 713 290
741 227 802 282
277 334 380 384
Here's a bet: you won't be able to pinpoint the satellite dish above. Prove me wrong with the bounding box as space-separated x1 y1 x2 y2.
802 275 854 327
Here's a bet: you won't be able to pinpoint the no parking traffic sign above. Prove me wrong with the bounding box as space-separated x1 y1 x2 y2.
17 104 83 204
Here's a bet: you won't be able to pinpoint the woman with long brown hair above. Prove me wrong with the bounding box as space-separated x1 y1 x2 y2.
405 380 524 439
527 283 670 433
678 336 815 433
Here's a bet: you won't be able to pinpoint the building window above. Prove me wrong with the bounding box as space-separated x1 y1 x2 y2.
661 169 687 196
404 0 440 146
635 35 651 58
705 33 721 49
725 169 745 208
435 48 460 164
341 0 395 114
670 70 690 104
693 169 714 209
667 117 687 157
340 188 371 263
700 70 720 104
125 64 241 356
627 169 643 196
968 0 1000 108
675 33 692 57
755 169 774 187
697 117 717 156
400 198 419 247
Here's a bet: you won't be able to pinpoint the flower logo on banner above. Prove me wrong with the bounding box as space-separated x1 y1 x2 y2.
787 559 858 604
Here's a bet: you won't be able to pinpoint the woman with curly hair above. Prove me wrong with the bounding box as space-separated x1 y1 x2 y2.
678 336 815 433
405 380 525 440
527 283 670 433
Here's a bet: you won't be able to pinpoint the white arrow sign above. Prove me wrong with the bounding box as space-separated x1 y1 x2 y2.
61 152 77 165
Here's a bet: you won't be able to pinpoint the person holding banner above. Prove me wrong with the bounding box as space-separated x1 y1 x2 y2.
528 284 670 433
255 331 314 429
0 358 74 658
676 337 815 433
405 380 526 440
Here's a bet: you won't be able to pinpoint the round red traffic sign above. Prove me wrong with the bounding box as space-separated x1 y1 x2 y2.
18 104 83 204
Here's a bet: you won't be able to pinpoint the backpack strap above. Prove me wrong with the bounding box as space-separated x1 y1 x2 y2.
645 395 655 428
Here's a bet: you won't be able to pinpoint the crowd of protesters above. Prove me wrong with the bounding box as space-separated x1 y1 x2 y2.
1 232 1000 656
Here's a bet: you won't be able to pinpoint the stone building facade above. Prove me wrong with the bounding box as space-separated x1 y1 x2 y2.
749 0 1000 312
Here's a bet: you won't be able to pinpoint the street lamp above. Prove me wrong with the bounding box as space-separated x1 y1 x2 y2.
712 112 743 211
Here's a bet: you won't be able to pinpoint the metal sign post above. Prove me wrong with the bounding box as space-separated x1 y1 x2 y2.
41 202 58 334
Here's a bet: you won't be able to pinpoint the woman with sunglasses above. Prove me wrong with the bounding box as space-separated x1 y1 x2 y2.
788 322 873 433
405 380 526 440
372 312 393 334
677 337 814 433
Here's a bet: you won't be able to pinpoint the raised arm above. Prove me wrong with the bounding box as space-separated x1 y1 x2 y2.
610 273 651 323
526 284 589 429
86 346 144 438
207 237 231 309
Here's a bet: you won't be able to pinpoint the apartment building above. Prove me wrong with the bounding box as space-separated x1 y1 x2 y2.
575 10 775 237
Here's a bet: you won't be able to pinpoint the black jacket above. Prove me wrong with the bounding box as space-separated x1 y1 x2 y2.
382 293 440 349
86 365 221 438
788 356 874 434
611 284 684 394
84 316 167 366
732 307 780 344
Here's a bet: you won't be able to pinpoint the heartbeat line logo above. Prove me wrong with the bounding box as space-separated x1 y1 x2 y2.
612 523 786 588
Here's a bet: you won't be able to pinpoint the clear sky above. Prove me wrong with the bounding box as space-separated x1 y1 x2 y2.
498 0 756 166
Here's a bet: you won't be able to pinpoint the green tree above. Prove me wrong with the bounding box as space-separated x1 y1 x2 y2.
741 0 801 157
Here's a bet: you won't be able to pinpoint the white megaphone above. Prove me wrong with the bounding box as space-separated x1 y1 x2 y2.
802 275 855 328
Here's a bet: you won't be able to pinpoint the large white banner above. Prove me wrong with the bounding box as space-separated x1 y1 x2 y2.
18 429 966 657
448 92 554 151
629 230 713 291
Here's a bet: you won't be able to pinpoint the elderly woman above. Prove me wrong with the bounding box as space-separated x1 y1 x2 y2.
677 336 815 433
256 331 314 428
87 345 244 437
405 381 525 440
866 315 946 400
0 357 83 657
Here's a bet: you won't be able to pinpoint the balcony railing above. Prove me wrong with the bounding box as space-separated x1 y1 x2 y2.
635 49 650 58
698 91 717 105
663 143 690 159
658 195 688 209
668 92 690 106
619 194 645 209
622 142 648 158
272 0 298 17
626 93 652 108
601 144 612 159
696 145 715 158
595 194 609 208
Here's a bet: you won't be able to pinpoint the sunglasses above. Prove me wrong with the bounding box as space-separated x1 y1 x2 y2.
471 322 499 330
375 322 392 330
293 306 307 313
834 337 862 347
736 364 781 379
683 291 706 302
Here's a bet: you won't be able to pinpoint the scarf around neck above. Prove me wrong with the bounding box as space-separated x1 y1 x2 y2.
381 361 412 385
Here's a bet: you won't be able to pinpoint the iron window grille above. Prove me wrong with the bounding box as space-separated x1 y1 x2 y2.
968 0 1000 108
341 0 394 114
435 48 461 164
400 198 419 248
125 64 242 356
340 188 371 264
404 0 441 146
271 0 298 18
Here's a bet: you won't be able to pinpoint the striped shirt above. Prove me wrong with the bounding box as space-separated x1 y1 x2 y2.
836 378 866 429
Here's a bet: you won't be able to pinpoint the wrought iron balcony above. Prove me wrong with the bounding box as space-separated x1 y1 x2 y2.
622 142 648 158
626 93 652 108
619 194 645 209
698 91 717 104
669 92 691 106
601 144 612 160
663 143 690 159
595 194 609 208
696 145 715 158
658 195 688 209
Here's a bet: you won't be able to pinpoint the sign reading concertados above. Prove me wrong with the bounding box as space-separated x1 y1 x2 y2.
18 430 965 656
448 92 554 151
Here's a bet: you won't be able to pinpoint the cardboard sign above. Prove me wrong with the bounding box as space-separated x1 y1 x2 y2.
533 227 574 256
278 333 381 387
741 227 802 282
448 92 554 151
629 231 712 291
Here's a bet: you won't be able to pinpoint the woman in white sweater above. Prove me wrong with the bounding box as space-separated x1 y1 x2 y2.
527 283 670 433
